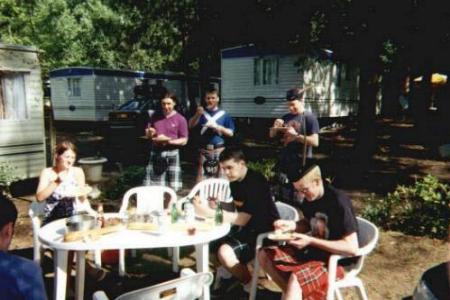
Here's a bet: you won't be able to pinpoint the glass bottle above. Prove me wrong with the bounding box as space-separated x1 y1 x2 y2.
170 202 179 223
97 203 105 228
215 201 223 225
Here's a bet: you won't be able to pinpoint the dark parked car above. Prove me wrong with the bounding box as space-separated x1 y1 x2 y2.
106 98 157 165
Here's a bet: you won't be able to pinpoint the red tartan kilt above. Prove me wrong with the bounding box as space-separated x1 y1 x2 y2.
263 246 345 300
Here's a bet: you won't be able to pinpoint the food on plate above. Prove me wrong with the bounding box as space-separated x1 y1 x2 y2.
268 231 298 241
153 135 171 142
104 217 121 227
72 185 92 197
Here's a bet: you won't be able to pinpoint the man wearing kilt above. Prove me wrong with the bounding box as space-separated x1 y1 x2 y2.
258 163 359 300
144 92 188 191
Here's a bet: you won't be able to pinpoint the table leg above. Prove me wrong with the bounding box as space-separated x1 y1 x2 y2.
195 243 210 300
54 250 68 300
75 251 86 300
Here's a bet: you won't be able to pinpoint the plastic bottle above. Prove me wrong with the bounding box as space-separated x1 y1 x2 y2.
215 201 223 225
184 203 195 224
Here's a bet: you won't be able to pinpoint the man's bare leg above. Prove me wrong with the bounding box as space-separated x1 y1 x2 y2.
257 248 290 291
283 273 302 300
217 244 251 283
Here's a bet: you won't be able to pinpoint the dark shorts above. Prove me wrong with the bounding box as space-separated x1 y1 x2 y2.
212 226 257 264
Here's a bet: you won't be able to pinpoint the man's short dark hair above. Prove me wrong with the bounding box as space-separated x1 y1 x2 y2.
219 146 247 163
0 194 18 229
205 87 219 96
286 88 304 101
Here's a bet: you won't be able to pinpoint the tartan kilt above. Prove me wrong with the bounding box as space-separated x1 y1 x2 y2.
144 149 182 191
263 245 345 300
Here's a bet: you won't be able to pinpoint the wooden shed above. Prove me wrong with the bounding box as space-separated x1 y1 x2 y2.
0 43 46 179
220 45 360 119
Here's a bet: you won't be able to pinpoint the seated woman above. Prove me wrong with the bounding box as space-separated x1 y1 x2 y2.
35 140 105 281
36 141 88 225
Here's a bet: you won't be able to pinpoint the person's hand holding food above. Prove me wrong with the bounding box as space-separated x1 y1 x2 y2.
145 127 156 139
282 126 298 145
273 219 296 233
273 119 284 128
287 233 312 250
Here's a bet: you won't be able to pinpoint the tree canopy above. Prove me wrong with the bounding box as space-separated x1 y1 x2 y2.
2 0 450 164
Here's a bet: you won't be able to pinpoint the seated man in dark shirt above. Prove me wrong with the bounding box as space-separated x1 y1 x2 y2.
193 146 279 294
258 163 359 300
0 194 47 300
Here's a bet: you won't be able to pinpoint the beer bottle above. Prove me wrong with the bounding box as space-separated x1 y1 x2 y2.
215 201 223 225
97 203 105 228
170 202 178 223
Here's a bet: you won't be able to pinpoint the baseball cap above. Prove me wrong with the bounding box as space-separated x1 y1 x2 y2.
286 88 304 101
287 160 320 183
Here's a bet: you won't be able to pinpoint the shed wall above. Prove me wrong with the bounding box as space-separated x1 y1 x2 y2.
0 46 46 178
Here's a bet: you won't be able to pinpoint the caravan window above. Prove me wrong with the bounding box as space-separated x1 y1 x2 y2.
0 72 28 120
254 57 279 86
68 77 81 97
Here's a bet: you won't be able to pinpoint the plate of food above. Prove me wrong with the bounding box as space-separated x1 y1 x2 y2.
270 127 288 132
268 231 299 241
153 135 171 142
269 127 288 136
73 185 92 197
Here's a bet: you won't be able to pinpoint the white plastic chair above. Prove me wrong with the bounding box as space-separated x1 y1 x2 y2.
29 199 99 265
326 217 379 300
93 268 213 300
29 201 47 264
118 186 178 276
178 178 232 208
249 216 379 300
247 201 299 300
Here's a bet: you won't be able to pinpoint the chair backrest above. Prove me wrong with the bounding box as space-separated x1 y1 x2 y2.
347 217 379 276
119 186 178 214
275 202 299 221
187 178 232 204
356 217 379 256
115 271 213 300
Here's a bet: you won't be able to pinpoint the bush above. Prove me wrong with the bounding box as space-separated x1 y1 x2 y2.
247 158 276 180
362 175 450 239
103 165 146 200
0 162 22 196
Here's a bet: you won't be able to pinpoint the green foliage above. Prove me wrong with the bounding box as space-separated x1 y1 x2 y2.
363 175 450 239
247 159 276 180
0 0 199 77
103 165 145 200
0 161 22 196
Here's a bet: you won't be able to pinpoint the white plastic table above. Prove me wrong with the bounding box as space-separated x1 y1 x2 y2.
39 213 230 300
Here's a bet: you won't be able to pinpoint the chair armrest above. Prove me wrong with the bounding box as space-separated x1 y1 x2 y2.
255 232 270 251
326 254 345 300
92 291 109 300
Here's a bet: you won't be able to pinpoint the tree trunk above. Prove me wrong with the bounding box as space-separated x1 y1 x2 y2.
381 70 401 117
410 69 432 145
354 64 380 170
